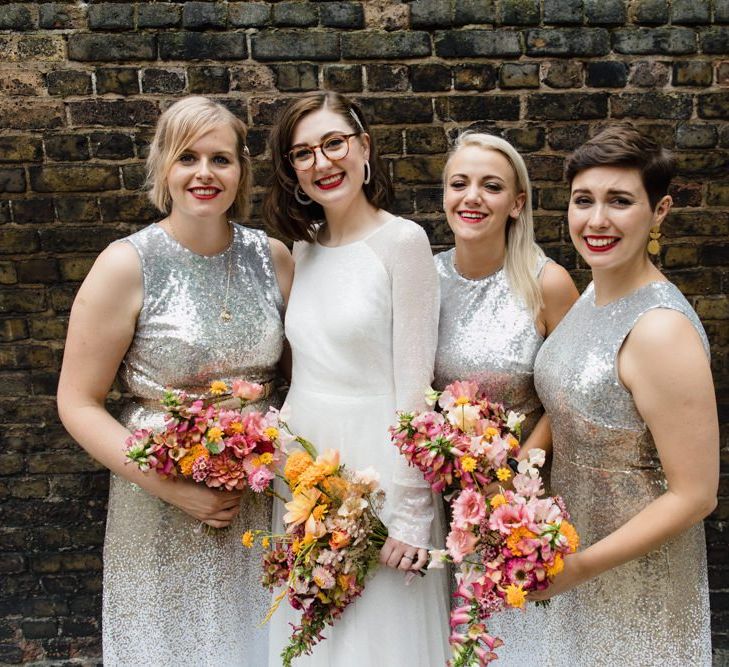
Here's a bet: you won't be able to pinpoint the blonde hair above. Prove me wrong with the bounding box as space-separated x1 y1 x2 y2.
146 96 251 220
444 131 546 318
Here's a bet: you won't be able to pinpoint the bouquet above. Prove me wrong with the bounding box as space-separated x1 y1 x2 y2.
438 454 579 666
389 380 525 495
124 379 281 494
245 426 388 666
390 381 580 666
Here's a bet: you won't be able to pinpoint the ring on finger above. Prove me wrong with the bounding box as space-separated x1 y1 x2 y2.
401 554 413 561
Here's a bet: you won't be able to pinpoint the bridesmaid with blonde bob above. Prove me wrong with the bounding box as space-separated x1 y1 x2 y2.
532 125 718 665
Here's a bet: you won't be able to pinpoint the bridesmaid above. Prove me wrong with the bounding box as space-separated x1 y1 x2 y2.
57 96 293 665
532 125 718 665
434 131 578 662
263 91 449 666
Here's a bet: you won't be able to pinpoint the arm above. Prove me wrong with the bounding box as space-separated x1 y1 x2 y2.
376 222 440 571
537 261 579 337
57 241 244 528
531 308 719 599
269 237 294 381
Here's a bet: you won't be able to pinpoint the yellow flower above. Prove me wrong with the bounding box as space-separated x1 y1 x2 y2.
229 421 244 434
455 396 470 406
295 463 327 492
485 427 500 441
311 504 328 521
178 444 209 477
241 530 254 548
284 450 314 485
505 584 527 608
321 476 349 501
508 435 519 450
206 426 224 443
210 380 228 396
258 452 274 466
283 488 321 528
461 455 477 472
264 426 279 440
490 493 507 509
546 553 564 578
496 467 512 482
559 521 580 552
505 526 537 557
261 537 271 549
291 538 302 555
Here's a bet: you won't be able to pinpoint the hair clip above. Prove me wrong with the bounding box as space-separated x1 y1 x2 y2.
242 145 250 156
349 108 365 133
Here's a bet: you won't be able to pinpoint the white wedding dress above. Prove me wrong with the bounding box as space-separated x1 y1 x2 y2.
268 216 450 666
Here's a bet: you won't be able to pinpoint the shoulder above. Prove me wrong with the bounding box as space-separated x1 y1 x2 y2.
629 305 707 358
384 216 431 249
92 239 142 285
540 261 578 302
268 236 293 269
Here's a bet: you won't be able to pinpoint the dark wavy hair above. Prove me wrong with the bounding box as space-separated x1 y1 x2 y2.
263 92 393 242
565 124 675 209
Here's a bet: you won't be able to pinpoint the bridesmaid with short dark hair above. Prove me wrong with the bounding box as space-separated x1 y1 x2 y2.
532 125 717 665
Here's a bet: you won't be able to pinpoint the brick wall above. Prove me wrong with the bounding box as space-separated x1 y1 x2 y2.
0 1 727 664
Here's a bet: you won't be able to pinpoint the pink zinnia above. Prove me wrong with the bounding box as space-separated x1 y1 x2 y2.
205 451 247 490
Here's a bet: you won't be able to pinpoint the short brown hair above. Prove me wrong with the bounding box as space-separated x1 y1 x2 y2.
263 92 393 242
565 124 675 209
146 96 251 221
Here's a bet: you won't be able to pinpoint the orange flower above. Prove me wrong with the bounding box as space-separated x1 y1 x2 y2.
321 476 349 501
505 526 538 557
329 530 351 550
559 521 580 552
546 553 564 578
315 449 340 475
178 444 209 477
283 488 321 528
283 450 314 485
490 493 507 509
295 463 327 492
505 584 527 608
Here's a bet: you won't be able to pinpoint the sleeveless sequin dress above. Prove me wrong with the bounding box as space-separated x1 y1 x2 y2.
103 223 285 666
534 281 712 666
434 249 552 664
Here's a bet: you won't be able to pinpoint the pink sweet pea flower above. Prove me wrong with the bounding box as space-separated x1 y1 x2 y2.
452 489 487 529
232 380 264 402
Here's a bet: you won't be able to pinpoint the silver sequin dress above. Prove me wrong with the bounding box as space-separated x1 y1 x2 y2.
434 249 552 664
534 281 712 666
103 223 285 666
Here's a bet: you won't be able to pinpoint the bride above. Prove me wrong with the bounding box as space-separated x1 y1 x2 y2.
263 91 449 666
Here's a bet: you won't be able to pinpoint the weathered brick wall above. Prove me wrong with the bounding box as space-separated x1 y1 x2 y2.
0 1 727 664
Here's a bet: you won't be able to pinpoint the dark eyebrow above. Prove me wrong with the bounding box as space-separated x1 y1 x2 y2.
449 173 506 182
571 188 635 196
290 130 352 149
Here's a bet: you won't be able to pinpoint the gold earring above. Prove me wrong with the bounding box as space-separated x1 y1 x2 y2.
647 225 661 256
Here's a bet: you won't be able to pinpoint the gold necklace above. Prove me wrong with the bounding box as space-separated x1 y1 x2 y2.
166 220 234 323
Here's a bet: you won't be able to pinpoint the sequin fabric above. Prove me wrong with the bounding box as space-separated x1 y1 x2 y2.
104 223 284 666
434 249 549 437
534 281 711 666
434 249 552 664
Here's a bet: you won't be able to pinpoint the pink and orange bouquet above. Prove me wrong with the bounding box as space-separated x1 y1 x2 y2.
389 380 526 495
124 380 282 493
246 430 387 666
435 454 580 666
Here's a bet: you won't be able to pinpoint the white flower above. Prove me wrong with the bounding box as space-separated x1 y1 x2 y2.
528 448 546 468
446 403 481 433
506 410 525 430
354 466 380 487
427 549 448 569
424 386 440 407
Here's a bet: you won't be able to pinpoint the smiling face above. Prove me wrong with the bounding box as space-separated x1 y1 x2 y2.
289 107 370 212
166 124 242 224
443 145 525 248
568 165 671 272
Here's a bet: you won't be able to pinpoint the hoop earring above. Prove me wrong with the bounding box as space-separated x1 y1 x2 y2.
647 224 661 256
294 184 312 206
363 161 371 185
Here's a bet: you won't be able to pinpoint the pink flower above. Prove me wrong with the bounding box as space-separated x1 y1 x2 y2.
232 380 264 401
249 466 274 492
191 456 209 482
503 557 538 589
205 451 247 491
446 527 478 564
452 489 487 529
512 473 543 498
439 380 479 409
488 503 534 535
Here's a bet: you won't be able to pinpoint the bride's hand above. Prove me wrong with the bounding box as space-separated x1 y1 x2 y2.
379 536 428 572
161 480 244 528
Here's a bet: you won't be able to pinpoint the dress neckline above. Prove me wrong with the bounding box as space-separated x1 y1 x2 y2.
155 221 237 259
588 279 670 310
447 249 504 284
314 216 398 250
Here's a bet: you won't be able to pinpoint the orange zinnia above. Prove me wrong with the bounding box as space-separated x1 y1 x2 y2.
559 521 580 552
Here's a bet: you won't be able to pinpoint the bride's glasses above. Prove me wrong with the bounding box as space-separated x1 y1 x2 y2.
286 133 360 171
